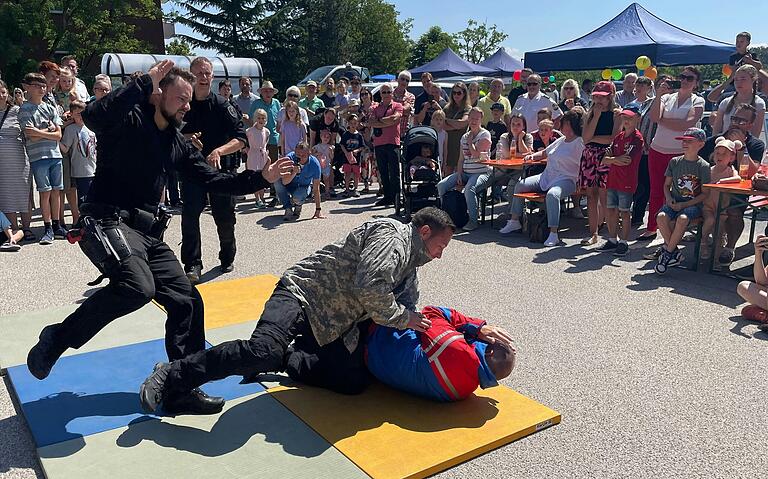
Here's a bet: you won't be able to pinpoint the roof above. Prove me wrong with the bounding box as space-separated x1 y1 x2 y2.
410 48 496 78
100 53 263 79
478 48 525 76
524 3 732 71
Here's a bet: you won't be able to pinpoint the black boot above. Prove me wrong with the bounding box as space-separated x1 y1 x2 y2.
27 325 68 380
163 388 225 415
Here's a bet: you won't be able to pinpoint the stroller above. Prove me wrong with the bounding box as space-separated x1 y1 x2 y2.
397 126 441 220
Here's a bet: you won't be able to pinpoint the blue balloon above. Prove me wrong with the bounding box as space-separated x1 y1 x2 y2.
638 69 645 76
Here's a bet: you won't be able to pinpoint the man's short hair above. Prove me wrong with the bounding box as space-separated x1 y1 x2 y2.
295 141 310 151
38 61 60 76
635 76 652 86
581 78 593 86
485 342 515 380
60 55 76 65
398 70 411 82
411 207 456 233
190 56 213 70
239 76 251 85
737 31 752 42
624 73 638 82
94 73 110 83
69 99 86 112
158 67 196 90
23 72 47 86
735 103 757 122
521 68 533 75
218 79 231 90
420 72 433 82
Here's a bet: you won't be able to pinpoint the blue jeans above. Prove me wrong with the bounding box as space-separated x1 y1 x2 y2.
31 158 64 192
658 204 702 221
437 171 485 221
275 181 310 209
510 174 576 228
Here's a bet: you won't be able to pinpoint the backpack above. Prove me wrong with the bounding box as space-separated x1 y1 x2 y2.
526 210 548 243
441 190 469 229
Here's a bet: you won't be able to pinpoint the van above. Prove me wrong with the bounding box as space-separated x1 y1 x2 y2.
298 63 371 88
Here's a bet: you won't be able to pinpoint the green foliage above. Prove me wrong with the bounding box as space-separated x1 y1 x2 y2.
408 26 457 68
166 38 193 56
455 19 507 64
172 0 261 57
343 0 412 76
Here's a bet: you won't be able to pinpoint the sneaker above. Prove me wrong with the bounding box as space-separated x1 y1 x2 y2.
27 325 68 380
254 200 265 209
292 204 303 218
463 220 479 231
613 242 629 257
283 208 296 221
597 241 618 252
361 186 370 194
353 190 360 197
220 263 234 273
163 387 225 416
666 249 684 268
544 233 559 247
0 242 21 252
139 362 172 413
53 224 68 239
39 227 54 245
267 197 278 208
654 249 672 274
718 248 735 265
499 219 522 234
569 207 585 219
185 265 202 284
22 229 36 242
374 198 394 207
741 305 768 324
682 232 697 242
580 235 598 246
643 246 664 260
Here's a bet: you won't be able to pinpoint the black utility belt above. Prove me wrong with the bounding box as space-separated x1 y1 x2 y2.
78 203 172 238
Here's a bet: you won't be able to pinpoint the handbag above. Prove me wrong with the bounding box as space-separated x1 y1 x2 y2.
752 174 768 191
440 190 469 229
526 210 548 243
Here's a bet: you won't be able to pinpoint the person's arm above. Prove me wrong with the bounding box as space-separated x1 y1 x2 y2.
445 112 469 130
26 124 62 141
524 148 548 162
469 136 492 158
752 105 766 137
311 178 323 218
711 102 725 136
650 88 671 123
663 176 676 208
414 103 428 124
581 106 602 143
707 78 732 103
282 160 300 185
754 235 768 285
518 133 533 155
206 137 245 169
58 127 73 154
497 134 511 159
659 103 704 131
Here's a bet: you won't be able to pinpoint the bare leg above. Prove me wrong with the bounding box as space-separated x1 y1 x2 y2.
667 215 690 251
598 188 608 229
725 210 745 250
656 212 672 249
618 210 631 241
65 188 79 224
606 207 618 240
40 191 53 223
737 281 768 308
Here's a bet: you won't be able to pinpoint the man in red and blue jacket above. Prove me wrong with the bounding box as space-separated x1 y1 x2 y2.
284 306 516 402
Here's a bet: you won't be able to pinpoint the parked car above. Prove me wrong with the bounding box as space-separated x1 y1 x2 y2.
298 63 371 89
364 81 453 103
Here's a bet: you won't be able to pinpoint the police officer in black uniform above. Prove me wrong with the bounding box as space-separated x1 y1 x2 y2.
26 60 290 415
180 57 246 283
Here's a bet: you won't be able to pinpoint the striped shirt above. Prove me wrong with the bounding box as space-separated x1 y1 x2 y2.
460 128 491 174
17 101 62 162
0 106 31 212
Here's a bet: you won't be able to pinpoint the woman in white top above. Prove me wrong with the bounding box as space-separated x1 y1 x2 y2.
499 109 586 246
711 64 765 137
436 107 491 231
641 66 704 240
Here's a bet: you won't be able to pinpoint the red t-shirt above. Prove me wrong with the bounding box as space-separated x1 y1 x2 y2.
371 101 404 147
606 129 644 193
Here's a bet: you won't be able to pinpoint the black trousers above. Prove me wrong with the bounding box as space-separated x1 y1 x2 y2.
375 144 401 201
166 170 180 205
165 282 311 394
180 178 236 268
285 321 370 395
55 223 205 360
632 153 650 224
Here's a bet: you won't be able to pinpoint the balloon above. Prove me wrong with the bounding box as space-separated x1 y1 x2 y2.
513 70 521 81
549 75 556 82
645 67 657 80
611 69 623 81
637 69 644 76
543 76 549 83
635 55 652 70
722 64 732 76
601 69 612 80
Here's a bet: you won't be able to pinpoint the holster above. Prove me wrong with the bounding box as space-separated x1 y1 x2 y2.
78 216 132 277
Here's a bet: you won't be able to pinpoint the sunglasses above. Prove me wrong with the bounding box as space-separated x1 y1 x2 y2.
564 86 575 90
452 90 464 95
731 116 750 125
287 93 299 97
679 74 696 82
398 77 408 81
360 92 370 96
527 82 540 86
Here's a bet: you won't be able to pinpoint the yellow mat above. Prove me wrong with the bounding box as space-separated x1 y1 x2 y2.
270 382 560 479
195 275 279 329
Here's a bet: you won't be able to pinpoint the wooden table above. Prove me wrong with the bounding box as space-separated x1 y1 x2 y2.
478 158 547 225
702 180 768 273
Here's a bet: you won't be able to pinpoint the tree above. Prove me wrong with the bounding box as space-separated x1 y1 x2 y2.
408 26 457 68
455 19 508 64
172 0 262 57
0 0 53 87
343 0 412 75
166 38 193 56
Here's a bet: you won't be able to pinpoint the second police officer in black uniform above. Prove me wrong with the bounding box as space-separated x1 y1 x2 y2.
180 57 247 283
26 60 291 415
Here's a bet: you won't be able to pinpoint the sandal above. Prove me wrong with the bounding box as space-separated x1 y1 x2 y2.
580 235 598 246
22 229 36 242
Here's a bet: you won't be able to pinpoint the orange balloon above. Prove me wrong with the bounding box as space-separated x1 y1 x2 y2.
645 66 658 80
722 64 732 76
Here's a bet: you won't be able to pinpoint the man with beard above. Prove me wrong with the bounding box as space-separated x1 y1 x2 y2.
180 57 248 283
26 60 291 415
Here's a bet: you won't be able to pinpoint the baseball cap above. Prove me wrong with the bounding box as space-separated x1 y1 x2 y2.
490 102 505 111
348 98 360 107
674 127 706 142
715 136 743 152
306 80 318 88
591 81 616 96
620 102 641 117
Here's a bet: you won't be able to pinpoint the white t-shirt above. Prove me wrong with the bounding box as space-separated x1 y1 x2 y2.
277 107 310 130
512 92 562 134
650 92 705 154
717 95 765 132
75 78 89 102
460 128 492 174
539 136 585 190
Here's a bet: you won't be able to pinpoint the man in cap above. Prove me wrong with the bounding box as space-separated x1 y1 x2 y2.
300 81 324 115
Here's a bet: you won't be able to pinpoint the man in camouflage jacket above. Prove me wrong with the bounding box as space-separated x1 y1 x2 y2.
139 207 456 414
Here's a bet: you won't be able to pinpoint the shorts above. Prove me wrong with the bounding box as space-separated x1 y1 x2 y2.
658 204 702 221
31 158 64 192
606 189 633 211
342 163 361 175
578 143 610 188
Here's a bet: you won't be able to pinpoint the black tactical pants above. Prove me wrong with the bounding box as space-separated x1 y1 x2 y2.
180 178 236 269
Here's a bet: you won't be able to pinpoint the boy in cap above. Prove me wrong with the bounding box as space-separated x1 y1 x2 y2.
599 102 644 257
486 102 508 159
652 127 711 274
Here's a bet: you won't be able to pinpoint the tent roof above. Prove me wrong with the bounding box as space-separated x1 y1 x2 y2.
478 47 525 76
524 3 732 71
410 48 496 78
101 53 263 79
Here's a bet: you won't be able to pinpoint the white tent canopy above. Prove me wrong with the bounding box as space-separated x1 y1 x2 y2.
101 53 263 94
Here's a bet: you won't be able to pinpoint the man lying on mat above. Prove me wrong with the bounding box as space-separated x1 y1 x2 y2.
284 306 516 402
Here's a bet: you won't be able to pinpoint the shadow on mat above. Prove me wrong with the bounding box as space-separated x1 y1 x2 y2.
115 393 328 458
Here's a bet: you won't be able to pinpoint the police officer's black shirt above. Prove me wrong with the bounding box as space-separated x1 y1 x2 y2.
181 92 247 158
82 75 270 216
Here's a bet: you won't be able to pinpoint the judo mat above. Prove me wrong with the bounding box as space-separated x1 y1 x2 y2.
3 274 559 478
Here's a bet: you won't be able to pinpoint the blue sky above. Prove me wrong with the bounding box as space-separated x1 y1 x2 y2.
167 0 768 61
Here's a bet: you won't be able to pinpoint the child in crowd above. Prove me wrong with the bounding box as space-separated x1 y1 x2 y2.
56 67 77 113
279 101 306 155
652 127 711 274
532 119 561 151
245 108 270 208
731 31 753 67
59 100 96 209
0 211 23 251
430 109 448 172
737 234 768 324
408 144 439 179
312 129 335 199
598 103 644 257
700 137 741 259
18 72 65 244
335 79 349 110
485 103 508 159
341 115 365 197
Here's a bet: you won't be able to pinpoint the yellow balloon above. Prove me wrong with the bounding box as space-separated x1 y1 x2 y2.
722 64 732 76
645 66 658 80
601 69 612 80
635 56 652 70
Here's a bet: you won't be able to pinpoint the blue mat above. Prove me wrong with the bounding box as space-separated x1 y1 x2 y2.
7 338 265 447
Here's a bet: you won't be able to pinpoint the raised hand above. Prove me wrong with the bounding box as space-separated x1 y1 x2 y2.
148 59 175 96
262 157 294 183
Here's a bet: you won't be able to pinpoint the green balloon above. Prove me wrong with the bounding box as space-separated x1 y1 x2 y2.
549 75 556 82
611 69 623 81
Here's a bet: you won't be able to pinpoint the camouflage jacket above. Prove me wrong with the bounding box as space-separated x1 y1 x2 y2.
282 218 433 351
